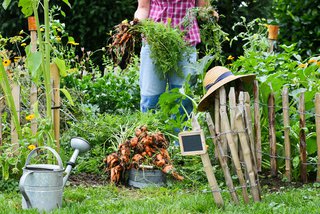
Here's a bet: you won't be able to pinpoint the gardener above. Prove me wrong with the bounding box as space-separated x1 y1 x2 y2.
134 0 218 113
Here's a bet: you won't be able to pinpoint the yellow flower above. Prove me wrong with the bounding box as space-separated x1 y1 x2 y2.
40 28 45 32
308 59 317 64
21 43 27 47
67 41 79 46
2 59 11 67
25 114 35 121
55 36 61 42
28 144 36 150
227 55 235 61
317 62 320 66
298 63 307 68
14 56 21 62
19 30 24 35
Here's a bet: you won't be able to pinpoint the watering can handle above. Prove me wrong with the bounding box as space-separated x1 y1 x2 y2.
25 146 63 170
19 171 33 208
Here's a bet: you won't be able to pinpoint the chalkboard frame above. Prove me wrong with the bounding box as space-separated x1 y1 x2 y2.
178 130 207 155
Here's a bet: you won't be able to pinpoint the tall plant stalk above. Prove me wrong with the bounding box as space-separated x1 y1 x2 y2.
31 0 54 147
0 60 22 139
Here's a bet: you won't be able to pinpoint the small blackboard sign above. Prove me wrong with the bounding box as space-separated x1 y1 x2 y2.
178 130 207 155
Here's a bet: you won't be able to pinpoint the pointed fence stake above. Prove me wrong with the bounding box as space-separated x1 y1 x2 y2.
299 92 307 183
234 105 261 202
206 113 239 204
282 87 291 181
315 93 320 182
219 87 250 203
253 80 262 172
268 93 277 177
191 114 224 207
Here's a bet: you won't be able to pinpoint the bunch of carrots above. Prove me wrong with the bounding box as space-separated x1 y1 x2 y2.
104 126 184 184
108 19 140 69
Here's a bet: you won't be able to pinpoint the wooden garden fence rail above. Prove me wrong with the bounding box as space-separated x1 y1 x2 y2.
203 80 320 206
252 81 320 183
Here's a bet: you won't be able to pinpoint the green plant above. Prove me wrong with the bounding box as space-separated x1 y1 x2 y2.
137 20 192 79
272 0 320 57
230 18 320 180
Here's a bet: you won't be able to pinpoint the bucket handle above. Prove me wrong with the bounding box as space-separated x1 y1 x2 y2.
19 171 33 208
25 146 63 170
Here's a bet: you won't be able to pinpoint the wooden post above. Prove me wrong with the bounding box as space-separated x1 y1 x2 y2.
299 92 307 183
234 106 261 202
315 93 320 182
191 115 224 207
267 25 279 52
282 87 291 181
206 113 239 204
268 93 277 177
228 88 239 155
244 92 257 167
214 94 223 159
29 16 38 136
219 87 250 204
50 63 60 151
253 80 262 172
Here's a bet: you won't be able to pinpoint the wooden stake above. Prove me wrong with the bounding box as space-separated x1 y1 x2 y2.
282 87 291 181
253 80 262 172
299 92 307 183
219 87 250 204
268 93 277 177
234 106 261 202
214 94 222 159
315 93 320 182
244 92 257 167
30 25 38 136
206 113 239 204
228 88 239 155
50 63 60 152
191 114 224 207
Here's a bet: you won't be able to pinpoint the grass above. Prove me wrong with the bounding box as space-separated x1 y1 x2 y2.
0 183 320 213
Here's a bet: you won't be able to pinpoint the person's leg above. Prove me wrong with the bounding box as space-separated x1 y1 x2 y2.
139 44 167 112
168 47 197 116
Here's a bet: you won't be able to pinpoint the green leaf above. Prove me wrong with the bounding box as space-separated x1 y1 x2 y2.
293 156 300 169
60 88 74 106
26 51 42 84
53 58 67 77
2 0 11 10
61 0 71 8
18 0 33 17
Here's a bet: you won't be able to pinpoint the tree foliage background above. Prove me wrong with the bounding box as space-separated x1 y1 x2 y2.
0 0 319 57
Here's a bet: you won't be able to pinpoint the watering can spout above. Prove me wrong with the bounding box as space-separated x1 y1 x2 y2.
63 137 90 187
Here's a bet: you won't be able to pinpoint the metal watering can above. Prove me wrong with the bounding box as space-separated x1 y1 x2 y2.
19 137 90 212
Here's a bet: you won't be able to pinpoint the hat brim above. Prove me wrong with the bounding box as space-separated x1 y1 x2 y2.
197 74 256 112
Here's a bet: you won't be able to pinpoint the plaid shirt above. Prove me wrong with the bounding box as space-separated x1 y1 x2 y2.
149 0 200 46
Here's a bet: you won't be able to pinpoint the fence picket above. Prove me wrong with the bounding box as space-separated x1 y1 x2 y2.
268 93 277 177
299 92 307 183
253 80 262 172
315 93 320 182
282 87 291 181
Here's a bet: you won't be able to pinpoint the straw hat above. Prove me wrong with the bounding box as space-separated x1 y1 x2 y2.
197 66 255 112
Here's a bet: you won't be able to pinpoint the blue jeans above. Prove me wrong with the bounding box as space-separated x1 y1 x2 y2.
139 44 197 113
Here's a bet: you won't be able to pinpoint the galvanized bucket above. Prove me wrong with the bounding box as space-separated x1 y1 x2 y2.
19 146 64 212
128 168 166 188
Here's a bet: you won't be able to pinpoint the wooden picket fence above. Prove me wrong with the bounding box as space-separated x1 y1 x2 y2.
253 81 320 183
199 80 320 206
